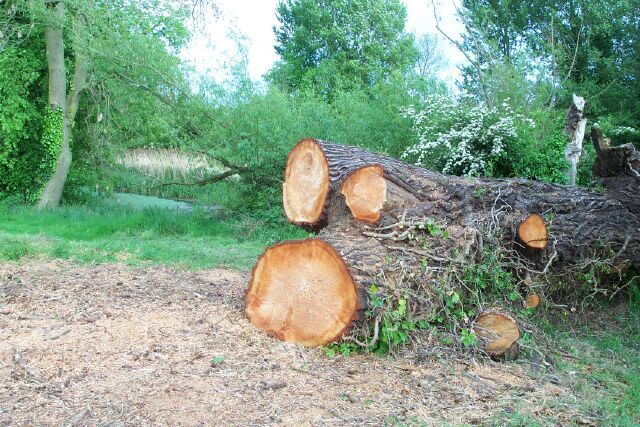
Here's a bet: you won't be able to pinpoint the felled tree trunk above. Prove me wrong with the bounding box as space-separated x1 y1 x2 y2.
283 138 640 268
245 235 520 356
248 138 640 354
282 138 422 228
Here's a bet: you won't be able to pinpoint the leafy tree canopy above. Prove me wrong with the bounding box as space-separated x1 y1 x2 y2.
270 0 418 98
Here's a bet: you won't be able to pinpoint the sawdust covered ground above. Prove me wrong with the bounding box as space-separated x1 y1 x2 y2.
1 261 571 426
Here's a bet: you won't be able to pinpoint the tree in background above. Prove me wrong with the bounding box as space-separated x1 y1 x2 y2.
0 0 201 206
458 0 640 143
270 0 418 99
415 33 446 80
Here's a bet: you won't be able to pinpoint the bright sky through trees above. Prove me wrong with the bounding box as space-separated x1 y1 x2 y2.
181 0 466 84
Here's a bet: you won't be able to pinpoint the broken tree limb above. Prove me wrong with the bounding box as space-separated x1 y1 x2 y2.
591 125 640 215
564 94 587 186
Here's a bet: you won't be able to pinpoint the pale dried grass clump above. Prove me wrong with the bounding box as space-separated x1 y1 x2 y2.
117 149 225 182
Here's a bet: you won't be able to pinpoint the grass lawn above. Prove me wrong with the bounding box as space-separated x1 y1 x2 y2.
492 289 640 426
0 201 307 270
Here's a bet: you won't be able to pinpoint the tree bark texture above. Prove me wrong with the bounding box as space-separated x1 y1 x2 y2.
39 2 88 208
591 126 640 216
564 94 587 187
294 139 640 271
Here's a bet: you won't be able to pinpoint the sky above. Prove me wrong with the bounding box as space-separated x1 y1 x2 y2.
181 0 466 85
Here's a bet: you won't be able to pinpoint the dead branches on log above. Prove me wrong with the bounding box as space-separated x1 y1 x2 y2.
246 137 640 357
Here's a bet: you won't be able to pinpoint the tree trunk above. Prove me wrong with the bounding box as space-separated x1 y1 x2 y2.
39 0 70 208
245 234 521 357
251 138 640 353
591 125 640 215
38 1 87 208
284 138 640 269
564 94 587 186
249 138 640 354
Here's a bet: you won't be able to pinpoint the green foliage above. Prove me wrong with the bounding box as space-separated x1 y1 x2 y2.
191 75 426 209
209 356 224 366
460 0 640 142
463 248 519 303
460 328 478 347
325 284 426 356
402 96 536 177
270 0 417 99
0 38 49 201
506 109 569 184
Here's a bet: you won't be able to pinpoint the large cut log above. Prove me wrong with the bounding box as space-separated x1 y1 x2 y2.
245 235 522 357
244 239 359 346
284 138 640 269
282 138 422 228
245 235 428 347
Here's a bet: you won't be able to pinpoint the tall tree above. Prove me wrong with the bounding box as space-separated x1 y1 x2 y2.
415 33 446 79
0 0 207 205
459 0 640 137
38 0 88 208
270 0 417 98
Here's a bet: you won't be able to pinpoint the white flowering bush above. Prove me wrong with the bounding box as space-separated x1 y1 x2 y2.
401 95 534 177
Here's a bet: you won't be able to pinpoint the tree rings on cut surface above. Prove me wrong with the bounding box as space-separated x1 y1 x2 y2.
340 165 387 223
517 214 548 249
244 238 358 347
474 311 520 358
283 139 330 226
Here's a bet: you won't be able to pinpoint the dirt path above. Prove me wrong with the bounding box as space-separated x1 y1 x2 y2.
0 261 569 425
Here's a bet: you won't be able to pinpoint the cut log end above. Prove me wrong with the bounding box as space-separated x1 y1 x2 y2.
340 165 387 223
474 311 520 358
524 294 541 309
517 214 548 249
244 238 358 347
283 139 329 226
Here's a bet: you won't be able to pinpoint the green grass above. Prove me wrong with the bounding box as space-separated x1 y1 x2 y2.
490 285 640 426
0 201 307 269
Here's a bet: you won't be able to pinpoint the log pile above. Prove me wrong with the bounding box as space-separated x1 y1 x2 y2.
245 135 640 357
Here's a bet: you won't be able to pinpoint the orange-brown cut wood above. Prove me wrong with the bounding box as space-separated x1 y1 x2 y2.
244 238 358 347
474 311 520 357
524 294 541 309
517 214 548 249
340 165 387 222
282 139 330 226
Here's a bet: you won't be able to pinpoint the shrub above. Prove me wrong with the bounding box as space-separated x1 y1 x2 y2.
401 95 535 177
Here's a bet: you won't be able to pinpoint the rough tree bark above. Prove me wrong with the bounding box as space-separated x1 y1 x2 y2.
564 94 587 187
284 138 640 268
38 1 88 209
591 125 640 215
248 138 640 353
